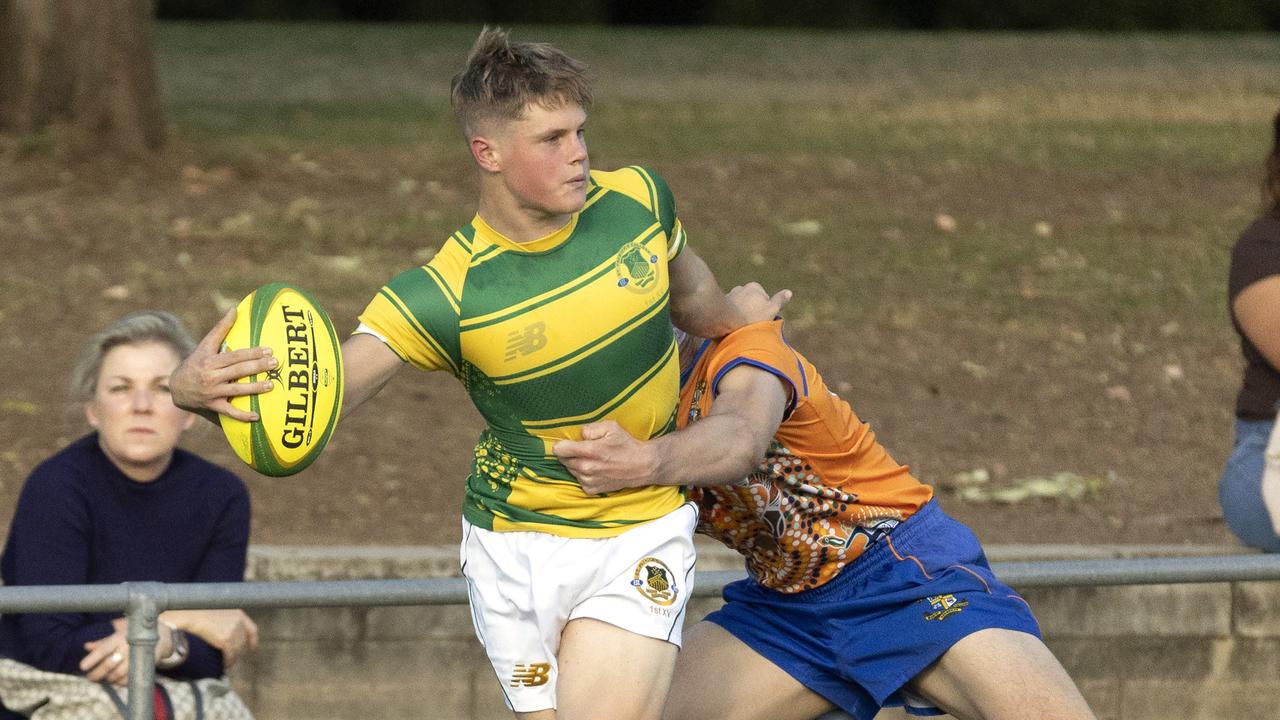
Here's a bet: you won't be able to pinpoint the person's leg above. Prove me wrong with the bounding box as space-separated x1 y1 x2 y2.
904 628 1095 720
462 521 569 719
660 620 834 720
826 503 1086 718
1219 418 1280 551
550 618 677 720
553 504 700 720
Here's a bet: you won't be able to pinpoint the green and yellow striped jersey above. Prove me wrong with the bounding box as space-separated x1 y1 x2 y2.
357 166 690 537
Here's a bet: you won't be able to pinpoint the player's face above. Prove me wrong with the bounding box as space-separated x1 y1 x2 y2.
499 101 590 219
85 341 195 482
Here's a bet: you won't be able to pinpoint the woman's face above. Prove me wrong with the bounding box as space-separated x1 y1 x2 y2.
84 341 194 481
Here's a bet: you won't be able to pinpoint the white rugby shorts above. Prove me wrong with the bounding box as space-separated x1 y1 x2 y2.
460 502 698 712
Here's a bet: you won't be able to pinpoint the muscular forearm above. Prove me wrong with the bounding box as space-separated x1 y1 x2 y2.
671 285 746 340
555 365 786 495
668 248 746 340
659 364 787 489
648 413 769 487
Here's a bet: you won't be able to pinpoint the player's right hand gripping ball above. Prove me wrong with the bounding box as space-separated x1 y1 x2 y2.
219 283 344 476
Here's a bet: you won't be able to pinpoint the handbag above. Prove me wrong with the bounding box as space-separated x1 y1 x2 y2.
0 658 252 720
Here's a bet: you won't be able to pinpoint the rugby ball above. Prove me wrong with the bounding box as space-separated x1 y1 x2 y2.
218 283 344 476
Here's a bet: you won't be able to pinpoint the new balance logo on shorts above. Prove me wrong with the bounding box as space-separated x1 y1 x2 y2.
505 322 548 360
509 662 551 687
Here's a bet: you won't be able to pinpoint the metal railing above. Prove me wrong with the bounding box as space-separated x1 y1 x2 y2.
3 554 1280 720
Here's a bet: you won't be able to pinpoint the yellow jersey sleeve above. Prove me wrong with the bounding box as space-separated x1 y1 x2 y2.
356 239 469 375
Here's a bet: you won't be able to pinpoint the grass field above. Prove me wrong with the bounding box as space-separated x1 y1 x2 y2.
2 24 1278 545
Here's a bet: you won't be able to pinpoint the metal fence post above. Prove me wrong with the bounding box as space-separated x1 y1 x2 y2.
125 582 167 720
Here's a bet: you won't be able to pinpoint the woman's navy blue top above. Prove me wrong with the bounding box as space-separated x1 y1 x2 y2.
0 434 250 679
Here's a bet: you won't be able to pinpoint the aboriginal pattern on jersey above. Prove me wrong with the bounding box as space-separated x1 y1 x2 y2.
681 321 934 592
358 167 689 537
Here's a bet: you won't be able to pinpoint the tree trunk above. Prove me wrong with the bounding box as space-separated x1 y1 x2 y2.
0 0 164 153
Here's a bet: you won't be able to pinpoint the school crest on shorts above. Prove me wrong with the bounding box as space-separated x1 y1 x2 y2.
614 241 660 293
631 556 679 606
922 594 969 621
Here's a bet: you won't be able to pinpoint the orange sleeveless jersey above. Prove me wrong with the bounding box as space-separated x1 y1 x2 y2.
681 320 934 593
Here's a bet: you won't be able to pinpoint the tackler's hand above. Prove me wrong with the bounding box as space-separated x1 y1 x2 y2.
553 420 661 495
727 282 792 325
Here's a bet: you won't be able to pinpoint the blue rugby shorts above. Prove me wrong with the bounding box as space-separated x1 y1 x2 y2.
704 499 1041 719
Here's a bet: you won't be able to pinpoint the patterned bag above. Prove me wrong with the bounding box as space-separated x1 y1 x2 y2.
0 658 252 720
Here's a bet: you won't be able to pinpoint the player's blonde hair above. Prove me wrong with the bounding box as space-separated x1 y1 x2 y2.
71 310 196 401
449 27 593 137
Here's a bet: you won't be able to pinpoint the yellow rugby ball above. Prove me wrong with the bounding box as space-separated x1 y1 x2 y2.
218 283 344 477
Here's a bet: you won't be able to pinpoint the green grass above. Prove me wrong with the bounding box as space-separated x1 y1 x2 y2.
149 22 1277 371
138 26 1280 331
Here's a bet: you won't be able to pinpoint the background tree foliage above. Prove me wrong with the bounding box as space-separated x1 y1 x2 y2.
155 0 1280 29
0 0 165 152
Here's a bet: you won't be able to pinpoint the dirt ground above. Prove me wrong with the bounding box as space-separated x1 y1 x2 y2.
0 132 1249 552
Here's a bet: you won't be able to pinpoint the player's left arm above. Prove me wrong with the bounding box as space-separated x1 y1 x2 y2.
668 246 750 340
554 363 788 495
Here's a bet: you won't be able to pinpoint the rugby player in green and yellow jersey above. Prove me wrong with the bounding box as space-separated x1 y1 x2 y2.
171 27 784 720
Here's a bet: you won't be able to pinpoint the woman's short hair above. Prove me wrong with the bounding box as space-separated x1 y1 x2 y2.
70 310 197 401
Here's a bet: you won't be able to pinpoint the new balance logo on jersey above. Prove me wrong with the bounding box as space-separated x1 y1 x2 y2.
509 662 551 687
505 322 547 361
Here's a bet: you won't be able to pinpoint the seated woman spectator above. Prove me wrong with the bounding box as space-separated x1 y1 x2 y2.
1220 109 1280 552
0 310 258 719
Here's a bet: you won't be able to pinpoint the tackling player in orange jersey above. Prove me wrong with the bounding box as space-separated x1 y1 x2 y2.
554 284 1096 720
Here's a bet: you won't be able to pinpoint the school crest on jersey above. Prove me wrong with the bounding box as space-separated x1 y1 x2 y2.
614 241 660 293
631 556 679 606
923 594 969 621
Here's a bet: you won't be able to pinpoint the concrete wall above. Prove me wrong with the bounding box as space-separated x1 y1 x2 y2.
226 543 1278 720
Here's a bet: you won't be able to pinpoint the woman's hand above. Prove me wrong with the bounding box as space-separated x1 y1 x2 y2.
80 618 176 686
162 609 260 668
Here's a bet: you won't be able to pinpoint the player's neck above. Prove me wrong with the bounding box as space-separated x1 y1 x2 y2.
476 185 574 245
